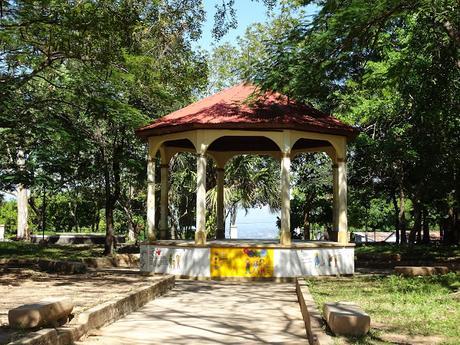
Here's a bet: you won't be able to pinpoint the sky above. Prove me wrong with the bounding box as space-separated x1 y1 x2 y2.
193 0 277 51
194 1 318 52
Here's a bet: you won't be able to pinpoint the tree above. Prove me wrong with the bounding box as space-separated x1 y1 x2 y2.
1 0 207 253
206 43 242 95
291 153 332 240
243 0 460 244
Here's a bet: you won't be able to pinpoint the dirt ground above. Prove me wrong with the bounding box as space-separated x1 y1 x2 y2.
0 267 166 344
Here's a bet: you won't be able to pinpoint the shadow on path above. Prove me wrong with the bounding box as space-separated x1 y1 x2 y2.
78 279 307 345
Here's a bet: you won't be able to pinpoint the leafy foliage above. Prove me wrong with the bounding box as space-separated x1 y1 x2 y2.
239 0 460 243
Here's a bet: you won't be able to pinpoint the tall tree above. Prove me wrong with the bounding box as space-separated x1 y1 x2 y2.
243 0 460 244
1 0 207 253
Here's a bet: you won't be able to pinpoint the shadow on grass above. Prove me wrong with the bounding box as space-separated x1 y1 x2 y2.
0 242 104 261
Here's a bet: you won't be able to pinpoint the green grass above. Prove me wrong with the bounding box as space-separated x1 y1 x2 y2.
307 274 460 345
0 241 105 261
355 243 460 261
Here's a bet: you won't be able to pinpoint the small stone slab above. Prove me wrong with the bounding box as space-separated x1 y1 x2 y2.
38 259 87 274
323 302 370 336
8 297 73 329
395 266 449 276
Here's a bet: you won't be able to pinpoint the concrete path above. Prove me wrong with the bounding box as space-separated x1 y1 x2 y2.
78 280 307 345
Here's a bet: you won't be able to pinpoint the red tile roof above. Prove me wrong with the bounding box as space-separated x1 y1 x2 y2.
136 83 358 139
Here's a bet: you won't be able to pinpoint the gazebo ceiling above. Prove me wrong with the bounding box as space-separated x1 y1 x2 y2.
163 137 332 152
135 83 358 140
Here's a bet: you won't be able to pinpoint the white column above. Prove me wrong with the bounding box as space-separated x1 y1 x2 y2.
159 163 169 239
333 159 348 243
216 168 225 239
280 152 292 245
146 156 156 241
195 154 207 244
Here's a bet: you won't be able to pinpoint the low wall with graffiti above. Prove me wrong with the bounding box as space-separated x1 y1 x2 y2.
140 243 354 278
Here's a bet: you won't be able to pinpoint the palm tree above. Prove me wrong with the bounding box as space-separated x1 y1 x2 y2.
207 155 280 238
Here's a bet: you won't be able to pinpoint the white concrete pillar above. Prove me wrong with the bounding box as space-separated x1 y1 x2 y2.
146 156 156 241
333 159 348 243
195 154 207 244
216 167 225 240
159 163 169 239
280 152 292 246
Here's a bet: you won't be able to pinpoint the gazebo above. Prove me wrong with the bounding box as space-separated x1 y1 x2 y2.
136 83 358 278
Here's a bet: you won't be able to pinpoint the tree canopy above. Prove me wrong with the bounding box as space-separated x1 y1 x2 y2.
1 0 459 250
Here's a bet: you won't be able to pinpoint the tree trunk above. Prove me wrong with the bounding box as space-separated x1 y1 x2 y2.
41 186 47 235
454 208 460 245
69 200 79 233
16 150 29 240
103 145 122 255
409 200 421 244
443 207 456 244
17 183 29 240
103 148 114 255
391 192 400 244
104 195 115 255
398 189 407 244
422 207 430 244
303 209 310 240
228 205 238 239
91 201 97 232
95 202 100 233
127 220 135 242
230 206 237 227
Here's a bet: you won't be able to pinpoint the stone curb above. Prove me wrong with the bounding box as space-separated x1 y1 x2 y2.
8 275 175 345
295 278 333 345
0 259 86 275
81 254 139 269
0 254 140 274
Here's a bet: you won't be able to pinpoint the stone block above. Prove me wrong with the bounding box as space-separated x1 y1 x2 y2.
8 297 74 329
323 302 370 336
394 266 449 276
37 259 87 274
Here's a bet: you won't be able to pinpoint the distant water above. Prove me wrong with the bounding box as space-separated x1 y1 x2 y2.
225 205 280 239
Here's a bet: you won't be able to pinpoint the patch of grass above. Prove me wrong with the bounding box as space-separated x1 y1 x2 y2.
0 241 104 261
307 273 460 344
355 243 460 261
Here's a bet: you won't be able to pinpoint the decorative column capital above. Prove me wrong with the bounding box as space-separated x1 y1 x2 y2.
281 151 291 158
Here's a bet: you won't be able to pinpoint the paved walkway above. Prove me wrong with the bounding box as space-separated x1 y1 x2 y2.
78 280 307 345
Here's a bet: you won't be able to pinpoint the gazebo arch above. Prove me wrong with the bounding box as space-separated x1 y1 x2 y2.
136 83 358 246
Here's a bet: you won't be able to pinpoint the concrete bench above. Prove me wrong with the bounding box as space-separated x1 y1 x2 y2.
8 297 74 329
395 266 449 276
323 302 370 336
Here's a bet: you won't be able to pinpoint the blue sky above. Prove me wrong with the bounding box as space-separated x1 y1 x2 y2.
193 0 276 51
193 1 318 51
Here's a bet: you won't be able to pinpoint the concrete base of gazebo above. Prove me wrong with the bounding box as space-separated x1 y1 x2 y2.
140 240 355 279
